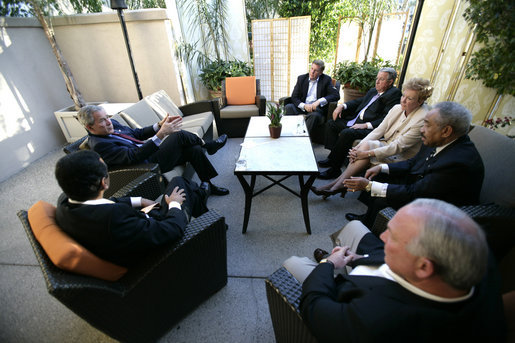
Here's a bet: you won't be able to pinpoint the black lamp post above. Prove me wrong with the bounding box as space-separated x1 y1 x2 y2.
110 0 143 100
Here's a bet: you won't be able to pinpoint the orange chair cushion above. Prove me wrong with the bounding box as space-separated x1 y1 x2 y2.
226 76 256 105
28 201 127 281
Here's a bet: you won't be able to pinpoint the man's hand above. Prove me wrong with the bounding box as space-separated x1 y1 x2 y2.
332 104 344 121
365 165 382 180
158 113 169 129
343 176 369 192
156 116 182 139
165 186 186 205
305 100 319 113
350 123 368 130
326 246 364 269
141 198 157 208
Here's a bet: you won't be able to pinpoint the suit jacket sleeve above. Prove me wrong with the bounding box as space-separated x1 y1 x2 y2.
89 120 159 166
386 137 484 208
291 74 308 107
318 74 340 104
108 205 187 252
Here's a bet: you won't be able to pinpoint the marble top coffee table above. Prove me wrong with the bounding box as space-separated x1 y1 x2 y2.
234 115 319 234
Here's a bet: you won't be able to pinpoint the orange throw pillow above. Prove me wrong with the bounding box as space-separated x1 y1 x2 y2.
226 76 256 105
28 201 127 281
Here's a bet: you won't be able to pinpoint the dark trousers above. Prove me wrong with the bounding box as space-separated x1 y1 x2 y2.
149 130 218 182
285 103 326 136
324 119 372 167
358 173 408 228
158 176 208 219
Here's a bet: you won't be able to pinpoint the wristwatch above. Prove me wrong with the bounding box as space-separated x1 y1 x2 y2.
365 181 372 192
319 258 334 266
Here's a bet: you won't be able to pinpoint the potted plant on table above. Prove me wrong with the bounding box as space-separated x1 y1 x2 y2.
333 58 397 102
267 102 284 139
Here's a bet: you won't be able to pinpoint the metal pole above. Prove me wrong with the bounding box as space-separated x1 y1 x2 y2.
116 8 143 100
398 0 424 87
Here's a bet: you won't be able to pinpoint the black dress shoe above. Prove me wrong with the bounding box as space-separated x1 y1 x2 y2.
317 158 332 168
209 183 229 196
318 167 341 180
313 248 330 263
205 134 228 155
345 212 366 222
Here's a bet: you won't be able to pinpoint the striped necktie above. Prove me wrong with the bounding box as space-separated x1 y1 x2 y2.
347 94 380 126
112 132 145 144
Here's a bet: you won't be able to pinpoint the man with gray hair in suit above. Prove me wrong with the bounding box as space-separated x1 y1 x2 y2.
283 198 506 342
318 67 401 179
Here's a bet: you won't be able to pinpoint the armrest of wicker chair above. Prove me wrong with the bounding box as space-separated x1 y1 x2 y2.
63 136 88 154
111 171 166 199
17 208 227 342
104 163 162 198
371 207 397 237
265 267 318 343
179 99 217 117
279 96 292 106
256 95 266 116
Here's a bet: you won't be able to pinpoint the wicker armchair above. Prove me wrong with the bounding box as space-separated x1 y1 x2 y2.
18 173 228 342
213 77 266 138
279 81 341 144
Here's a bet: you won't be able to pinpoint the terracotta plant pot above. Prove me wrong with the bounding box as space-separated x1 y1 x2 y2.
343 83 366 103
269 124 282 139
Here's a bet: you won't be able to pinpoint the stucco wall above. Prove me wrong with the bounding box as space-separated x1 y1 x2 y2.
0 18 72 182
0 9 183 182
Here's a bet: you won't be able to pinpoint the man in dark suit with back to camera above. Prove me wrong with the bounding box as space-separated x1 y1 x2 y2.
343 101 484 227
55 150 210 267
284 198 506 342
77 104 229 195
318 67 401 179
285 59 340 136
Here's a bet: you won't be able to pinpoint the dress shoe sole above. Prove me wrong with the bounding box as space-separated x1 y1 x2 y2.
345 213 366 222
210 188 229 196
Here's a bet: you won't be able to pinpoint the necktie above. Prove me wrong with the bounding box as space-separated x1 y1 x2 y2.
347 94 380 127
112 132 145 144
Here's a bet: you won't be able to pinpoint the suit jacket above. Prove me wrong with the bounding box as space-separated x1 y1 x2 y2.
359 103 428 161
300 233 506 343
88 119 159 167
385 134 484 209
343 86 401 128
55 193 187 267
290 73 340 113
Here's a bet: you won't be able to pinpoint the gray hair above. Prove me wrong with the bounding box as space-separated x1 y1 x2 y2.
77 105 104 127
406 198 487 290
312 59 325 71
379 67 397 82
432 101 472 137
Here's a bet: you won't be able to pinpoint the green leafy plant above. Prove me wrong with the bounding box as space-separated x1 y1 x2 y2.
333 57 396 93
198 60 252 91
463 0 514 96
266 102 283 127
